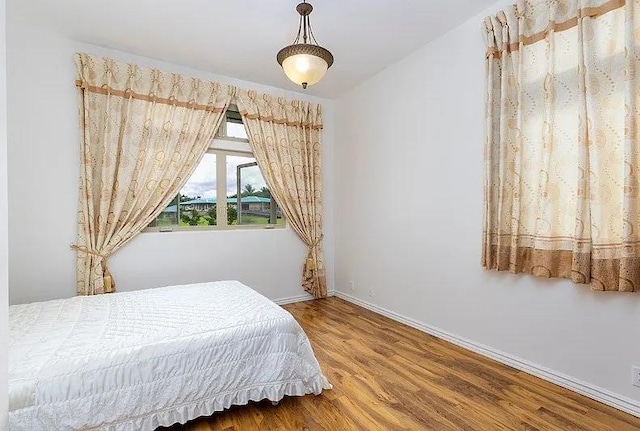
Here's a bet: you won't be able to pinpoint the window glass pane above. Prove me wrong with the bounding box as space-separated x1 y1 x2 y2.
226 155 283 225
226 121 248 140
152 153 217 227
151 194 179 227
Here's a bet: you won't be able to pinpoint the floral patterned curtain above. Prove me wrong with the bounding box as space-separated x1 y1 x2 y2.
235 90 327 298
483 0 639 292
74 53 232 295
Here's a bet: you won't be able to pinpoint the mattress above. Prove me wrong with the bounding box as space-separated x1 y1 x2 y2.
8 280 331 430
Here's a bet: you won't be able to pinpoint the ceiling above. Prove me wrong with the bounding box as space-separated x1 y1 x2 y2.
11 0 498 98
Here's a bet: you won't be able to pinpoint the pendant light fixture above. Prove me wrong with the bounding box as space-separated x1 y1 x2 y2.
277 1 334 89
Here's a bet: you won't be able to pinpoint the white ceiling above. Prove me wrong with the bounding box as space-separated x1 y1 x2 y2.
11 0 497 98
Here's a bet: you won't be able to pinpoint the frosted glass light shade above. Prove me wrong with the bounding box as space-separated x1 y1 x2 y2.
277 43 334 89
282 54 328 87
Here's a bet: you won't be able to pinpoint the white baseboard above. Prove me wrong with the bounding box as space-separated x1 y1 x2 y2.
334 291 640 418
274 289 335 306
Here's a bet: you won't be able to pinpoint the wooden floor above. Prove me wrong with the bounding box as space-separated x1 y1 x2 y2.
164 297 640 431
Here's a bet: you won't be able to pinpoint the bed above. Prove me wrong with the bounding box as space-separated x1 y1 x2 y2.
8 280 331 431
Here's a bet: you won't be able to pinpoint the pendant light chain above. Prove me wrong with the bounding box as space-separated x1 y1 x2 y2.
276 1 334 89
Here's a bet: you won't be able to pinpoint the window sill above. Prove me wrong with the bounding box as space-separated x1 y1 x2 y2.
143 223 286 233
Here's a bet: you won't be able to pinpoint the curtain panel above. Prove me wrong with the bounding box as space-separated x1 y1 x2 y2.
74 53 231 295
482 0 639 291
235 90 327 298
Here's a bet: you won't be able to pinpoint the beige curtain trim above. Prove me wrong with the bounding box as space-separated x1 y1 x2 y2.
485 232 640 248
304 236 323 271
71 244 115 294
485 0 625 59
70 244 111 259
239 110 323 130
307 234 324 248
74 80 227 113
483 245 639 292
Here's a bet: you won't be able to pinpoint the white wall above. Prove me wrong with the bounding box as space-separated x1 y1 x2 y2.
6 18 335 305
335 0 640 409
0 0 8 426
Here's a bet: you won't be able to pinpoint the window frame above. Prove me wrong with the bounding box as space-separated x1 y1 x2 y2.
144 111 286 233
216 106 249 143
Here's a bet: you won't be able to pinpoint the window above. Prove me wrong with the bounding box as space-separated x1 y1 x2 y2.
218 109 248 140
146 110 284 231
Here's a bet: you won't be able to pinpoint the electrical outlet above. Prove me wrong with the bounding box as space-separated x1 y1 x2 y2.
632 367 640 388
349 280 355 291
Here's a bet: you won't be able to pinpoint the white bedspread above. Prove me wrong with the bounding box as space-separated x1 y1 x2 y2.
9 281 331 431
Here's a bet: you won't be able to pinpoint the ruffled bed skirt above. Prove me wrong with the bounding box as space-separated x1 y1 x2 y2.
115 376 331 431
10 376 332 431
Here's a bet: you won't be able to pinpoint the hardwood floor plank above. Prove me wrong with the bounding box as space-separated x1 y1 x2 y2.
162 298 640 431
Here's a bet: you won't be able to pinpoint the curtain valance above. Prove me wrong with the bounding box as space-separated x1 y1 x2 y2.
237 90 323 130
75 54 234 113
484 0 625 58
